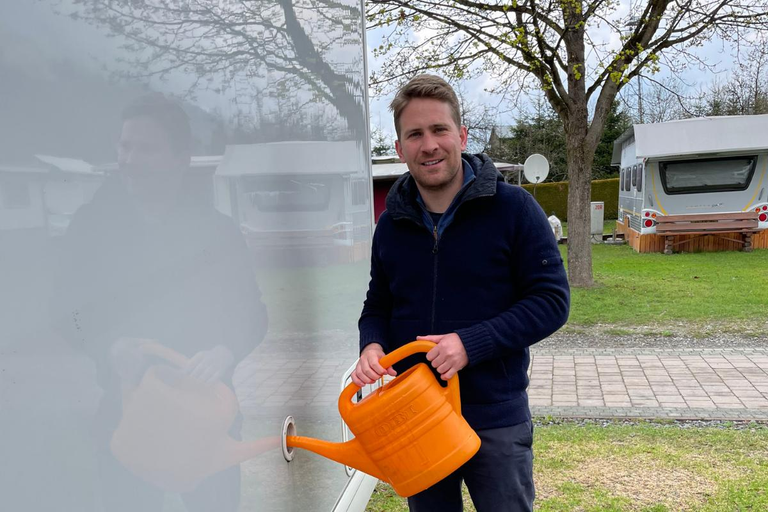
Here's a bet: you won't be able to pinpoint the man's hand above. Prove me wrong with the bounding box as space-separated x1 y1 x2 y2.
184 345 235 384
351 343 396 387
419 333 469 381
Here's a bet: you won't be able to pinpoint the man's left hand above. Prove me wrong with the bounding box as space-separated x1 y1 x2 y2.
418 333 468 381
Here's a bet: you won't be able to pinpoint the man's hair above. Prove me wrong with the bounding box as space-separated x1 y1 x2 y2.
121 93 192 154
390 74 462 139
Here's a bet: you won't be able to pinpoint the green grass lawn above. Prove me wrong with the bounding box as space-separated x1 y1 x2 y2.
254 260 370 334
561 244 768 335
366 420 768 512
561 219 617 237
255 232 768 336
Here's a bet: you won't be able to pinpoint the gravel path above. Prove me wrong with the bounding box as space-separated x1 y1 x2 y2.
536 328 768 351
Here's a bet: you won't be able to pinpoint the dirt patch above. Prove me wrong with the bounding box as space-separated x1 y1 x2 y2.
536 453 716 510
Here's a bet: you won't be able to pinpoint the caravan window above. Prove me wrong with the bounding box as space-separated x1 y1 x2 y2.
624 167 631 191
659 156 757 195
637 164 643 192
242 176 332 212
632 164 637 187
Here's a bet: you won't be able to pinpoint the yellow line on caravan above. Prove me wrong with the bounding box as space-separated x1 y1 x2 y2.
650 163 667 215
743 157 767 211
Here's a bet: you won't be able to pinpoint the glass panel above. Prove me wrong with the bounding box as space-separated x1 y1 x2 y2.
660 157 756 194
637 164 643 192
1 0 372 511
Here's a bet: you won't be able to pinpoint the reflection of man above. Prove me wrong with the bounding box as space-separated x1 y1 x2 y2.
51 94 267 512
352 75 570 512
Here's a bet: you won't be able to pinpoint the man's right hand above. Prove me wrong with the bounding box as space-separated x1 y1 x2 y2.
351 343 397 387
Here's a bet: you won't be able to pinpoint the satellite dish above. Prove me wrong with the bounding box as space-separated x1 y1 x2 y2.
523 154 549 184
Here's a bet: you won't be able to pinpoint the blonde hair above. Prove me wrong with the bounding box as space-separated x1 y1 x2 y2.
390 74 462 139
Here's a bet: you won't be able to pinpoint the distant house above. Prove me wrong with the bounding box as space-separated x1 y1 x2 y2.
486 125 515 156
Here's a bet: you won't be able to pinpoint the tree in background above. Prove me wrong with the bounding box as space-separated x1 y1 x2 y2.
455 83 499 153
621 47 768 121
64 0 368 139
371 127 396 156
367 0 768 287
486 97 568 181
592 102 633 179
688 48 768 116
486 98 630 182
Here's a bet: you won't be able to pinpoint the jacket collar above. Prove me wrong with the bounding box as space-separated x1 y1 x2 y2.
385 153 502 224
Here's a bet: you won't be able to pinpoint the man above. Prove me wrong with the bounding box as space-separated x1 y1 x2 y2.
51 94 267 511
352 75 570 512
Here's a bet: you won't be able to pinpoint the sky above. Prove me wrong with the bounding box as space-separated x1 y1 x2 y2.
364 1 743 144
3 0 747 148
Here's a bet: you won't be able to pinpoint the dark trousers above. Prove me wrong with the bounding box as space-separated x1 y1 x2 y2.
407 420 535 512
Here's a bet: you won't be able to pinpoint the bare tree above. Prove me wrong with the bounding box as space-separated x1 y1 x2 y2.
620 75 690 123
453 83 499 153
367 0 768 286
720 48 768 114
61 0 367 137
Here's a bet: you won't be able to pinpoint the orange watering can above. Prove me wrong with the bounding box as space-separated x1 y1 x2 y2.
286 340 481 497
110 342 279 493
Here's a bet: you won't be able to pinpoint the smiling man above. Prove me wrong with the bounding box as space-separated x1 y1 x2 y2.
352 75 570 512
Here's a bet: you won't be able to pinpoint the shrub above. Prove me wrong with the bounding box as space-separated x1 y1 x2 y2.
521 177 618 221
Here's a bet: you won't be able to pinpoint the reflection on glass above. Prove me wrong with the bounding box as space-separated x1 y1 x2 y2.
1 0 372 510
661 157 756 194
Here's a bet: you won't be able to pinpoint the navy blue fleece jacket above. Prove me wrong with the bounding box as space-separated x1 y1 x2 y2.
358 153 570 430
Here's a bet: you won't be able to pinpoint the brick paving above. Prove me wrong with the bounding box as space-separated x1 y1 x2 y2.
234 357 352 410
232 347 768 421
528 347 768 420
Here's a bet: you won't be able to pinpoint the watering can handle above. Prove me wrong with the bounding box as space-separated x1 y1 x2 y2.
339 340 461 417
136 340 190 368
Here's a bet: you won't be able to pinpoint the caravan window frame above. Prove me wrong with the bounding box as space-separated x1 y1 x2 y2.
637 163 643 192
659 155 757 195
631 164 638 188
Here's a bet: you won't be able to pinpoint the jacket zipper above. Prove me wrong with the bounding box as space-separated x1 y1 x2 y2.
431 224 438 332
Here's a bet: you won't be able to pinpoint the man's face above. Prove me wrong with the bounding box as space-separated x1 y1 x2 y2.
117 116 187 203
395 97 468 192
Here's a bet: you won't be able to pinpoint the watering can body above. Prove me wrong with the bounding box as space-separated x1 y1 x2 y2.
287 341 481 497
110 342 277 493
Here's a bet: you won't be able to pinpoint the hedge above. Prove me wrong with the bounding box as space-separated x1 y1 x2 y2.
520 177 618 221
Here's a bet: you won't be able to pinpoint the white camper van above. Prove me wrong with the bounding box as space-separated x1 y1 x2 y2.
214 141 371 266
613 115 768 252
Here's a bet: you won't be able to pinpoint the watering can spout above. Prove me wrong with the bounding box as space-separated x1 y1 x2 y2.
286 436 386 481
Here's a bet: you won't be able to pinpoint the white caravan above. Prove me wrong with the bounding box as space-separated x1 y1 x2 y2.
613 115 768 236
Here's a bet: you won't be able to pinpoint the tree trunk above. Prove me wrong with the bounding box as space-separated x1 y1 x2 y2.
565 111 596 288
